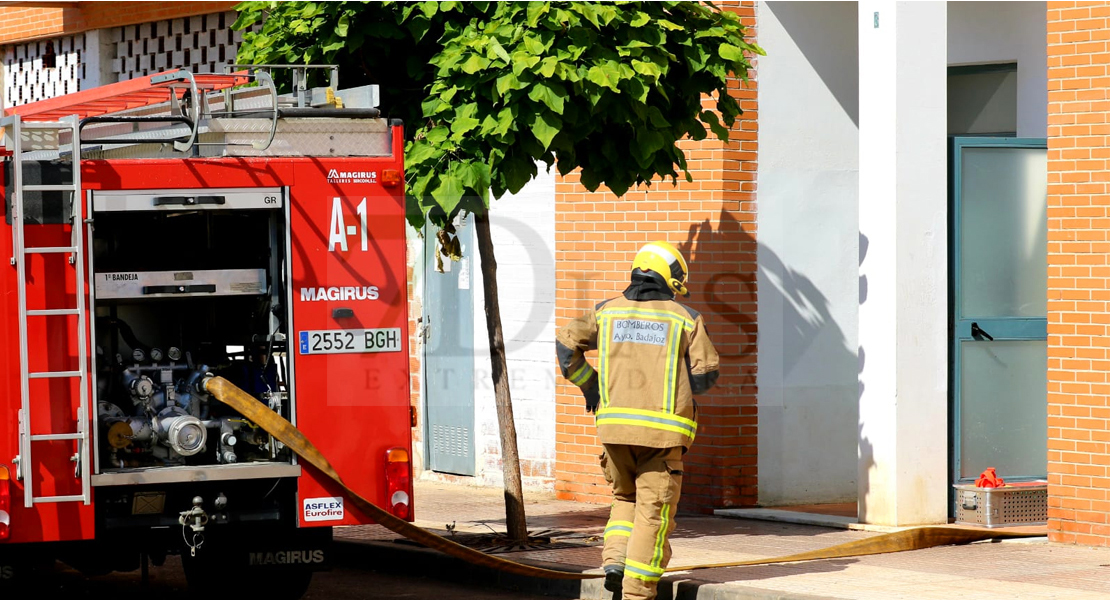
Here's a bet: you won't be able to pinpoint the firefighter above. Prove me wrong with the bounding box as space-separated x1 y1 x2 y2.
556 241 720 600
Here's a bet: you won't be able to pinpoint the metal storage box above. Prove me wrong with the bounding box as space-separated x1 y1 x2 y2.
953 483 1047 528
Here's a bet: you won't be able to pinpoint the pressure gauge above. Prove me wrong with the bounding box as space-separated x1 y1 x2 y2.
168 347 182 361
132 348 146 363
150 348 164 362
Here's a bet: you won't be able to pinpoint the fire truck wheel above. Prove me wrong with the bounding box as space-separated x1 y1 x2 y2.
182 552 313 600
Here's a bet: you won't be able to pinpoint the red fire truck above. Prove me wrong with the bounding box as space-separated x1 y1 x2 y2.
0 67 413 597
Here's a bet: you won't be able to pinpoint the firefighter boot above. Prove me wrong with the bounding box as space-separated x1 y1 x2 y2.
604 565 625 596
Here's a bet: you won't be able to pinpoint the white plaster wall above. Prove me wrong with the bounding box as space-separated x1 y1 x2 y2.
756 1 860 506
472 168 557 490
857 0 949 526
948 2 1047 138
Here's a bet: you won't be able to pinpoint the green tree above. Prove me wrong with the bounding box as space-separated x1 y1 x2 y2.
234 0 760 541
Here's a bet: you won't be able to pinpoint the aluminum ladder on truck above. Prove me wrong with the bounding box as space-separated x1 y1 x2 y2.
1 114 92 507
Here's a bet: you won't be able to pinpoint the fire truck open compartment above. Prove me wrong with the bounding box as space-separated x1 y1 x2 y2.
88 186 297 483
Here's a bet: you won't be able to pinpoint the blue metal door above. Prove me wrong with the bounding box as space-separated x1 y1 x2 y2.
423 217 475 476
951 137 1047 488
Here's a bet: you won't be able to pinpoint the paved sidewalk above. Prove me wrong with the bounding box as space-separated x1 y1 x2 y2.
334 481 1110 600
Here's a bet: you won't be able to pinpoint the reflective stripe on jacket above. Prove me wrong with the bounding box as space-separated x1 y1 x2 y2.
556 296 720 449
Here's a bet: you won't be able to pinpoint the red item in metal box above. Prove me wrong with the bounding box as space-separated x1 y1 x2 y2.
975 467 1005 488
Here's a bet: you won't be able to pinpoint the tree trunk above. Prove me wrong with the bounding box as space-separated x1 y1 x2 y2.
473 210 528 541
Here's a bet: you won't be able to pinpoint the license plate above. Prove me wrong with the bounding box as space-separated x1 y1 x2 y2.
298 328 402 355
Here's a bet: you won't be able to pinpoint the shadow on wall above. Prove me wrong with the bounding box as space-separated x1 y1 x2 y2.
767 1 860 127
673 208 858 510
858 233 871 521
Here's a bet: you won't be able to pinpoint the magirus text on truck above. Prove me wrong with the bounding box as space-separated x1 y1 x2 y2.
0 66 412 598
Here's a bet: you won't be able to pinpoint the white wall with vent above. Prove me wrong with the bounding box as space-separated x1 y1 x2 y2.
113 11 246 80
2 34 91 109
2 10 246 110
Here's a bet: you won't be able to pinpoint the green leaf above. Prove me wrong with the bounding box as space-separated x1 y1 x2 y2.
450 104 482 140
526 1 549 27
522 35 546 55
336 14 349 37
578 3 601 28
500 156 535 195
424 126 449 144
461 54 491 74
430 173 464 216
496 106 516 136
537 56 559 78
406 141 442 168
700 110 729 140
635 129 664 162
405 193 426 231
587 64 621 92
529 110 562 150
496 72 526 96
632 59 662 80
511 53 541 76
629 11 650 27
528 81 566 114
488 39 511 63
645 106 669 129
421 96 448 117
718 43 746 62
462 161 492 193
657 19 684 31
625 77 648 103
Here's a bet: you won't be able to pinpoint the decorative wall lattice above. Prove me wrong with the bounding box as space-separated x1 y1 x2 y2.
114 11 248 80
1 10 252 109
2 35 86 109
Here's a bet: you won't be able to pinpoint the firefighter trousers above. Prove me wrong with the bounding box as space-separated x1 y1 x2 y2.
600 443 683 600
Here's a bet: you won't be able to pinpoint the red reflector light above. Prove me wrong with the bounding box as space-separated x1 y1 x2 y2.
382 169 402 187
0 465 10 541
385 447 412 520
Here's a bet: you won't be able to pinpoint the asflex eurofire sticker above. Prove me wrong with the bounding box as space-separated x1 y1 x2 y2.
303 497 344 522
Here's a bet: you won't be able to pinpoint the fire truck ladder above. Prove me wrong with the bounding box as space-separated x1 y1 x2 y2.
4 115 91 507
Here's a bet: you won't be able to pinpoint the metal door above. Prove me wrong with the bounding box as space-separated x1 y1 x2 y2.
951 137 1047 487
423 217 476 475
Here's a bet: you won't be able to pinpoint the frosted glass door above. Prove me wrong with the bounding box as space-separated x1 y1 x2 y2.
952 139 1047 484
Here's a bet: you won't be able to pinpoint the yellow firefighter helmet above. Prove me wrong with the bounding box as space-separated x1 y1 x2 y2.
631 241 689 297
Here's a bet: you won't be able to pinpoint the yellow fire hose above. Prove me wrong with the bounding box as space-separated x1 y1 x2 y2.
203 376 1042 580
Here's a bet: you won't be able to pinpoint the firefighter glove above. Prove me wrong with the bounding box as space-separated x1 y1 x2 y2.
582 378 600 413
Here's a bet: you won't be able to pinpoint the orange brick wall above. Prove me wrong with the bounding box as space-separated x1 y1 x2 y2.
1047 1 1110 546
0 2 237 44
553 2 759 513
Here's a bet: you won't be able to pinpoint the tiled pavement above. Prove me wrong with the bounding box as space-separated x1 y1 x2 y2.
334 481 1110 599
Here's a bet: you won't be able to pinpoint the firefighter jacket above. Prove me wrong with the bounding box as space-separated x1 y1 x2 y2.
556 295 720 450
